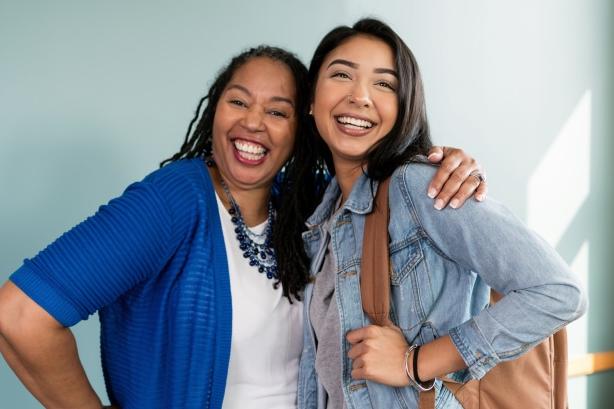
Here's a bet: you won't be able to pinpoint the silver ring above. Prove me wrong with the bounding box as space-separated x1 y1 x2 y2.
470 171 486 183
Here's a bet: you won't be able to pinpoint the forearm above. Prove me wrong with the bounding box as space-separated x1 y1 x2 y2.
413 335 466 382
0 332 48 399
0 325 102 409
347 325 468 387
0 280 102 409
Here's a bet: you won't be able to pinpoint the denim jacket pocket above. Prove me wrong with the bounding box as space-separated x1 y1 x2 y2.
389 236 423 285
389 238 434 336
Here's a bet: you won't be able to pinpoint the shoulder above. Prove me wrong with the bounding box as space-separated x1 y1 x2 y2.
144 158 209 188
141 158 213 206
119 158 215 236
389 157 438 204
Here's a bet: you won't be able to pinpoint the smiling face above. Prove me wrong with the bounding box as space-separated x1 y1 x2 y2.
212 57 297 192
311 35 398 170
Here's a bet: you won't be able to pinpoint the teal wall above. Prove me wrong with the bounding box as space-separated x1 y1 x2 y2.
1 1 612 407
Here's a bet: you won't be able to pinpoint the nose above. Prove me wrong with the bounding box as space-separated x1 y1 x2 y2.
348 81 372 108
242 106 266 132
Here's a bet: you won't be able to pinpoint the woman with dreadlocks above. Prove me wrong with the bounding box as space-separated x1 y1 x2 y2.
0 46 485 409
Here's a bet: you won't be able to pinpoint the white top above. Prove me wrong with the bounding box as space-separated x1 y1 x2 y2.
217 194 303 409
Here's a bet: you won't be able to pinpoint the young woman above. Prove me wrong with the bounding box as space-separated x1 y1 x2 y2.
0 46 484 408
298 19 586 409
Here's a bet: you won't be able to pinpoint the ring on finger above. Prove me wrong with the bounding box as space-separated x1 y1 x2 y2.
469 170 486 183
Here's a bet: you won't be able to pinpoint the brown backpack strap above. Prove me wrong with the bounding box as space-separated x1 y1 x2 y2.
552 329 568 409
361 177 393 327
361 178 437 406
419 389 436 409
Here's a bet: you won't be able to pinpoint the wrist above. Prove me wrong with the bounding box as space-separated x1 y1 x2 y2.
404 344 435 392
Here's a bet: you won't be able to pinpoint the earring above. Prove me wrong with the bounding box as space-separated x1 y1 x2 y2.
309 108 313 115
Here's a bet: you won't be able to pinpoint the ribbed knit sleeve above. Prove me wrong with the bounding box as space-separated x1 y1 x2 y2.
10 180 175 327
8 160 234 408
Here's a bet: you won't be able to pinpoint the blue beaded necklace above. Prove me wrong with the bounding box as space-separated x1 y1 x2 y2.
217 170 278 280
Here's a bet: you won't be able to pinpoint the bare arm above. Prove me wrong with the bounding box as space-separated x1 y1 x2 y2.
0 281 103 409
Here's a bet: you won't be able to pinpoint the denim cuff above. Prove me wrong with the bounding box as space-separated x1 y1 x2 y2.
449 318 501 380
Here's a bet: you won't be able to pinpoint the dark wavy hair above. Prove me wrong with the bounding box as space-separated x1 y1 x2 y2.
308 18 433 181
162 46 328 301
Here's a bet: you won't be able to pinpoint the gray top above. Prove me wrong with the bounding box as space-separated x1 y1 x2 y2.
309 212 347 409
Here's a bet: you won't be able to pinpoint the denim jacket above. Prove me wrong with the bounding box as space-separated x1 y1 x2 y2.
297 161 586 409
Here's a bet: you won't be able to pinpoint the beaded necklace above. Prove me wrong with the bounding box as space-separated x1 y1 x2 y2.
217 171 278 280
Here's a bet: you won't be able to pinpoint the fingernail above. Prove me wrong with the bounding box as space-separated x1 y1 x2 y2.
434 199 444 210
450 199 459 209
476 194 484 202
427 188 436 198
427 153 441 162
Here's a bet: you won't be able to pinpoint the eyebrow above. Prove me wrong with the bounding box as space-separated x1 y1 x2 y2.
374 68 398 77
327 59 398 78
226 84 295 108
327 59 358 69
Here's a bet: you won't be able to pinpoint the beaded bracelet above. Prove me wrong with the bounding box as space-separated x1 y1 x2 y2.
404 344 435 392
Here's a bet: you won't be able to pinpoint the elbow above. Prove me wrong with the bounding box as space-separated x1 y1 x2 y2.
555 278 588 326
0 282 14 339
0 281 25 343
570 281 588 322
0 280 61 345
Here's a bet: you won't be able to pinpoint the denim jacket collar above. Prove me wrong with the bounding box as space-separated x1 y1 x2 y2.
305 173 379 228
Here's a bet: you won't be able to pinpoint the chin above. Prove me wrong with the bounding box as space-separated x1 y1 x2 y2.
334 148 370 162
234 172 274 189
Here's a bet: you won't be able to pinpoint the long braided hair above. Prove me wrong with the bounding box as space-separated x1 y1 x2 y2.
161 46 329 301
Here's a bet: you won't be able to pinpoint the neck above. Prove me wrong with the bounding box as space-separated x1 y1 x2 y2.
208 166 271 227
333 160 365 203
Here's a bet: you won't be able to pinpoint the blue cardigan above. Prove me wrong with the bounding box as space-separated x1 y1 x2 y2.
11 159 232 409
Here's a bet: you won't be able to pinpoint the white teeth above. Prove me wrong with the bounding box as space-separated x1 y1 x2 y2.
234 140 266 154
336 116 374 129
238 151 264 161
233 140 267 160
